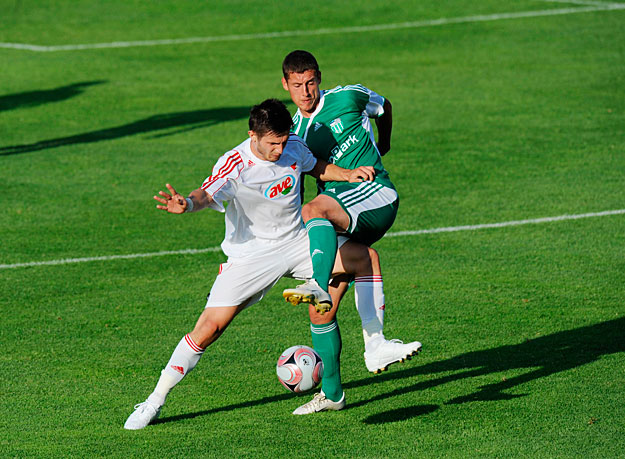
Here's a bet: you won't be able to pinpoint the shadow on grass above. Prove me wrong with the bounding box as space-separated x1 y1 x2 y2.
1 99 292 156
0 105 252 156
155 317 624 425
0 81 105 112
346 316 625 415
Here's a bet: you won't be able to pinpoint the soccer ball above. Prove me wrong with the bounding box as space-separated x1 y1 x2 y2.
276 345 323 393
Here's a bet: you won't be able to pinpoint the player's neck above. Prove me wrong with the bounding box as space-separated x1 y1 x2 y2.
249 139 262 159
299 108 315 119
249 139 270 162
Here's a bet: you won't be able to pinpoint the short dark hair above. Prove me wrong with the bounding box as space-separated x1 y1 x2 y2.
282 50 320 80
248 98 293 137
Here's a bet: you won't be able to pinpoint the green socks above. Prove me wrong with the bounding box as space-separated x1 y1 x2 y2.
311 320 343 402
305 218 337 292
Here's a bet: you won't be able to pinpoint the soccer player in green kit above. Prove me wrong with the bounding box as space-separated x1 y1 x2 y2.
281 50 422 413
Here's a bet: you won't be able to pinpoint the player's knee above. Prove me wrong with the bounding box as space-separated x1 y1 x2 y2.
302 200 327 222
308 305 337 324
301 202 316 222
192 316 223 347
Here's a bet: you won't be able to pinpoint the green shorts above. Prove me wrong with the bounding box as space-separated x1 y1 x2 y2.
321 181 399 246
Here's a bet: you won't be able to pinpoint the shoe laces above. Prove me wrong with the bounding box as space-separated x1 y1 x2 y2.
134 401 156 412
306 392 326 408
303 279 320 288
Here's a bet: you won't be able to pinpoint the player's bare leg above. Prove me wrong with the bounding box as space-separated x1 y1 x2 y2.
332 241 422 374
124 304 245 430
328 274 350 310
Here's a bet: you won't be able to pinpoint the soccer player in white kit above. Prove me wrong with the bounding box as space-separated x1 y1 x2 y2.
124 99 378 429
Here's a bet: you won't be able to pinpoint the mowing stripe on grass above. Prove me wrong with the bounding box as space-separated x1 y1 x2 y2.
0 247 222 270
1 209 623 270
542 0 623 6
1 4 624 52
386 209 625 237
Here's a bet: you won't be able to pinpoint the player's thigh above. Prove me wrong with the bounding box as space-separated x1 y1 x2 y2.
205 253 287 309
284 234 314 280
303 194 350 231
333 237 370 275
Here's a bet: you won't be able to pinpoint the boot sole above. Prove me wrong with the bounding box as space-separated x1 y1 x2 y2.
283 291 332 314
370 347 422 374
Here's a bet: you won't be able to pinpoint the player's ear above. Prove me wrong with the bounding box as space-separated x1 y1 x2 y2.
248 130 256 140
281 76 289 91
317 70 321 84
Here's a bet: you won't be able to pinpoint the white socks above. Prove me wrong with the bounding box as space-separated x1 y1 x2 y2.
354 275 386 351
148 334 205 407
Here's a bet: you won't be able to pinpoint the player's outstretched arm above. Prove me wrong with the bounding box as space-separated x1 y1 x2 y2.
375 98 392 156
309 159 376 183
154 183 213 214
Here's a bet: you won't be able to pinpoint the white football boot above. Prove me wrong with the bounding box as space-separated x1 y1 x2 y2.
283 279 333 314
364 339 422 374
292 391 346 415
124 400 161 430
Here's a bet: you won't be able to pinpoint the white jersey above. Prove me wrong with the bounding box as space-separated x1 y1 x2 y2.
201 134 317 258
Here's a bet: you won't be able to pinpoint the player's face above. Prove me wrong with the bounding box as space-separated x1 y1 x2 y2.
249 130 290 162
282 69 321 117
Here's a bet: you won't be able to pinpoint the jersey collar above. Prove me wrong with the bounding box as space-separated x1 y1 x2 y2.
297 90 326 142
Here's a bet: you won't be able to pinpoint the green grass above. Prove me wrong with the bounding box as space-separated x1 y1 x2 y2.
1 1 624 456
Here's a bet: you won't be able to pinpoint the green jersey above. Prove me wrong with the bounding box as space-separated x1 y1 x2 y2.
291 84 394 190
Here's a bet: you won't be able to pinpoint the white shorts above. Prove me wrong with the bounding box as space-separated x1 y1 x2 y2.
205 233 313 308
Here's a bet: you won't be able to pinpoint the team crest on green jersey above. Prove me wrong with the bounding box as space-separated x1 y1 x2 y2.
330 118 344 134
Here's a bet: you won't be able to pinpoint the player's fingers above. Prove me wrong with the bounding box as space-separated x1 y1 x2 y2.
156 204 168 210
159 190 172 200
154 195 168 204
360 167 375 181
166 183 177 196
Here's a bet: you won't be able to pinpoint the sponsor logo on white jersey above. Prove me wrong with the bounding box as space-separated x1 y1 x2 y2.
265 174 295 199
330 118 344 134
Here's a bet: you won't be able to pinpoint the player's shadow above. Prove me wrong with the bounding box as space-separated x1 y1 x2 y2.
154 317 624 426
347 316 625 423
0 99 293 157
0 81 105 112
0 105 254 156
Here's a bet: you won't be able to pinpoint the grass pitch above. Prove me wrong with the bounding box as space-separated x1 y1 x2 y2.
1 1 624 457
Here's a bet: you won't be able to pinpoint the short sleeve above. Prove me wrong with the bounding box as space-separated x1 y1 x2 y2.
200 150 244 212
364 88 385 118
288 134 318 173
345 84 385 118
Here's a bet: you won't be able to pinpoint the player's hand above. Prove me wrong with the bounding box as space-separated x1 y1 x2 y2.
347 166 376 182
154 183 187 214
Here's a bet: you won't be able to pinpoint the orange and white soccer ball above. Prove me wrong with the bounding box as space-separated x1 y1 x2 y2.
276 345 324 393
